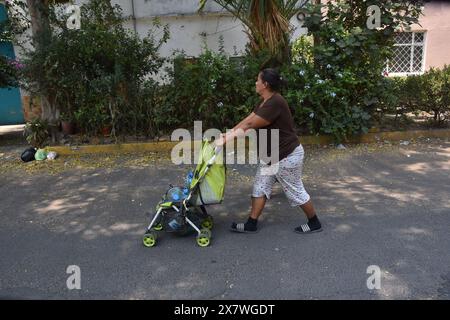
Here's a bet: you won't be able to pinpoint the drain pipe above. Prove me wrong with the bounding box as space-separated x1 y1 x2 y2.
131 0 137 33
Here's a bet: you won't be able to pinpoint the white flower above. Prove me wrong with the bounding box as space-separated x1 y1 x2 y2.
330 38 336 43
337 72 343 78
299 70 305 76
304 85 310 89
326 64 332 69
317 80 324 84
330 92 336 98
217 102 224 108
314 74 320 78
309 112 315 118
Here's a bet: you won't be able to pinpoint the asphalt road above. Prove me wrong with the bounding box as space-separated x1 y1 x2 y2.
0 137 449 299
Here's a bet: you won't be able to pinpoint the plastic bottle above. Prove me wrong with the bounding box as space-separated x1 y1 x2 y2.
185 171 194 188
168 187 184 202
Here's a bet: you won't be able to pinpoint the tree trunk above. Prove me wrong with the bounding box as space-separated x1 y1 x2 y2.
26 0 58 142
312 0 321 47
26 0 50 48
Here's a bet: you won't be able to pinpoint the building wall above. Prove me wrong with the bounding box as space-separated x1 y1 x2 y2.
135 14 249 58
70 0 248 57
74 0 307 58
412 1 450 70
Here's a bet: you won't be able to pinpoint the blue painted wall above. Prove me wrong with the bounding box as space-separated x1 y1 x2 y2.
0 3 24 125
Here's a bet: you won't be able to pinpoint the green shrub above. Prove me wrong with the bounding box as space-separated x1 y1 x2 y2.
283 30 380 141
21 0 169 137
160 43 261 132
384 66 450 127
419 66 450 125
375 76 409 124
280 0 423 142
24 117 49 148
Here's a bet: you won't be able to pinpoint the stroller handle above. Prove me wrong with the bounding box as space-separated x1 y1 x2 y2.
213 145 223 155
205 145 223 167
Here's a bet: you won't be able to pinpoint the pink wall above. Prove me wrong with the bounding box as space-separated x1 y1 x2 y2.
411 1 450 70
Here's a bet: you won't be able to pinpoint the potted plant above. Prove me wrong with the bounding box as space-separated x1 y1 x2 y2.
101 124 112 137
97 105 112 137
60 112 76 135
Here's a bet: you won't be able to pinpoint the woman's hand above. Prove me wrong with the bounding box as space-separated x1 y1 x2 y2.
215 133 226 147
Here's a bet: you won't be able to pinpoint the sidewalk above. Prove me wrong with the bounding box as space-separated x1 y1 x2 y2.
2 123 450 155
0 124 26 147
1 136 449 299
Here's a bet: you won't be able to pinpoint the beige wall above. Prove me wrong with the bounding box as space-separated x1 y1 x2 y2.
412 1 450 70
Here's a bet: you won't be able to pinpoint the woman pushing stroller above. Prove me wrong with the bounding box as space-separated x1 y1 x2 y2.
215 68 322 234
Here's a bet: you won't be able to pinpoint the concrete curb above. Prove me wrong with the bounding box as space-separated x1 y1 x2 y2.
47 129 450 156
301 128 450 145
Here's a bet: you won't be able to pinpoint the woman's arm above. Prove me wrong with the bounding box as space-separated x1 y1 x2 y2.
216 113 270 146
232 112 255 131
233 113 270 132
215 112 254 146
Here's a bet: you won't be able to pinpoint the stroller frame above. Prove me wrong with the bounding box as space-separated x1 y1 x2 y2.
143 145 223 247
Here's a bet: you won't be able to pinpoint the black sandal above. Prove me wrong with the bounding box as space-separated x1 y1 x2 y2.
294 223 323 234
230 222 259 234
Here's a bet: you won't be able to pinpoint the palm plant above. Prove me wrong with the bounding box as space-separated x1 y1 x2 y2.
198 0 308 67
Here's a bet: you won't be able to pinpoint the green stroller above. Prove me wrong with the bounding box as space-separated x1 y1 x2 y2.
142 140 226 247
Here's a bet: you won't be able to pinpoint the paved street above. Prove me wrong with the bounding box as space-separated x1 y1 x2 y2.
0 135 449 299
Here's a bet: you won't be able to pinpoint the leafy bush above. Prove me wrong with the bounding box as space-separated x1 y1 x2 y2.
20 0 169 137
280 0 423 142
419 66 450 125
160 42 261 132
283 34 378 141
375 66 450 128
373 76 406 125
24 117 49 148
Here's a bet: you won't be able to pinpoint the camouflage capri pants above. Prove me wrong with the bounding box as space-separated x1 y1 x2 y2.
252 144 310 206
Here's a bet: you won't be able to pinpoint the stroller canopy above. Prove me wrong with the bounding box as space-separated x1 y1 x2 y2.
189 140 226 205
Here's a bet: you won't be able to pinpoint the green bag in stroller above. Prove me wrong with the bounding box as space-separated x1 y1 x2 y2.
142 140 226 247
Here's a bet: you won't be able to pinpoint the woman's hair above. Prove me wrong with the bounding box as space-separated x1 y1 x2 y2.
259 68 287 92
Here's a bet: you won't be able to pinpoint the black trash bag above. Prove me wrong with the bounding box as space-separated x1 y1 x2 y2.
21 147 37 162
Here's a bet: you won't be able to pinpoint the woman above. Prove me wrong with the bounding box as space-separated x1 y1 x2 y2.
215 68 322 234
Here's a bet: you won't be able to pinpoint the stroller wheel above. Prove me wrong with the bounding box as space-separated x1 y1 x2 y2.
143 232 157 247
153 223 163 231
201 216 214 230
200 228 212 238
196 229 211 247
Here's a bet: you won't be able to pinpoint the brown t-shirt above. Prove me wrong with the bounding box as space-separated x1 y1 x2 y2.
253 93 299 162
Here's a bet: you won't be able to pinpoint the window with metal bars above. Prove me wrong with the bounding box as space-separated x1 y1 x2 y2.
386 31 426 76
